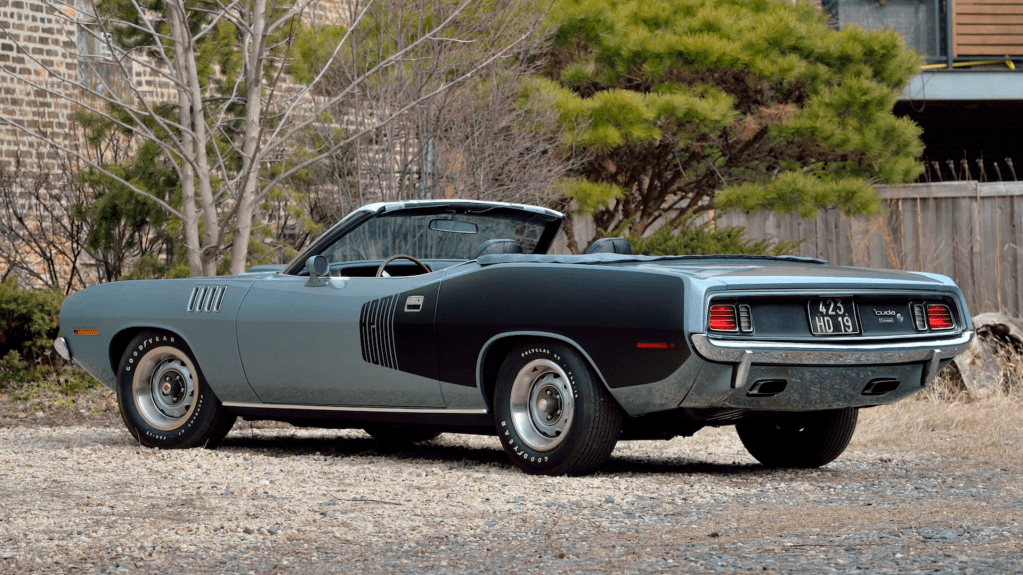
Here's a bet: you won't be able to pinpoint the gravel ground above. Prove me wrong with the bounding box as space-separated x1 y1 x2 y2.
1 418 1021 574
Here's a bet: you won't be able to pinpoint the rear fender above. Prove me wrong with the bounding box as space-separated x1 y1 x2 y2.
475 332 613 412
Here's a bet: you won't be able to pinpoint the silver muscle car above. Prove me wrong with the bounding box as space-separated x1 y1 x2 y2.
55 200 973 475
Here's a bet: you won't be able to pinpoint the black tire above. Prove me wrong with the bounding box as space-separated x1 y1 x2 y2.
494 342 623 476
364 425 442 443
735 408 858 468
116 330 236 449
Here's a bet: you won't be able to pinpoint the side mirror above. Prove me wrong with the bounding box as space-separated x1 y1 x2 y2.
305 255 329 287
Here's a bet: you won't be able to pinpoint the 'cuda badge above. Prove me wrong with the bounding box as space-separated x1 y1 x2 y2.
872 308 903 323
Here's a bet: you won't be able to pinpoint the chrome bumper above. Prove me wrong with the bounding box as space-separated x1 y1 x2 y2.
690 331 973 390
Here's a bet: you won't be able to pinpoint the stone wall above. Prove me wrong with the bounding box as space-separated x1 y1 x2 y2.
0 0 78 173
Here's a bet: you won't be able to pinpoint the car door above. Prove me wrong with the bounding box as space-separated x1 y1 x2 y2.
235 273 444 407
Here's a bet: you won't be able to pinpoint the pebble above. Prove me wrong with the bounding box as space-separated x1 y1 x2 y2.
0 423 1019 574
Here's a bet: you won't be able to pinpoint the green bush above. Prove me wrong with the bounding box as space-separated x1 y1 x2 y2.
620 214 804 257
0 279 63 362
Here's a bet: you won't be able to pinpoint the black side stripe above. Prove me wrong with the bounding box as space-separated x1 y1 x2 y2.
359 295 400 369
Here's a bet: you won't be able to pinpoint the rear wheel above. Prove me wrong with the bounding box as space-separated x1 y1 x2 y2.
735 408 858 468
494 342 623 475
116 331 236 449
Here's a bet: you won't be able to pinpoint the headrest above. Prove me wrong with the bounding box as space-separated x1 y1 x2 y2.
585 237 633 255
474 239 524 259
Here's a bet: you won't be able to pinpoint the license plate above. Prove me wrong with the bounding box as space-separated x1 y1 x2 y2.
808 298 860 335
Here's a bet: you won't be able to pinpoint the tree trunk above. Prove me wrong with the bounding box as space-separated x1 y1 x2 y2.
229 0 268 276
169 2 204 277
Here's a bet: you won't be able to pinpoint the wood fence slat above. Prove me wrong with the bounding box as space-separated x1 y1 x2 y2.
1014 196 1023 315
902 199 920 270
955 14 1023 23
957 0 1023 5
955 5 1023 15
995 195 1014 314
956 36 1023 45
951 198 971 304
956 25 1023 34
956 46 1023 55
978 193 998 311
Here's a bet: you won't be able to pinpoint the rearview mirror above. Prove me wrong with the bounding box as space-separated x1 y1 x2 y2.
429 219 477 234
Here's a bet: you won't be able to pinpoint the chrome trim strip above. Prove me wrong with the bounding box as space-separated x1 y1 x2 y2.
222 402 488 415
187 286 201 311
706 290 968 341
691 331 973 366
197 286 210 311
214 286 228 312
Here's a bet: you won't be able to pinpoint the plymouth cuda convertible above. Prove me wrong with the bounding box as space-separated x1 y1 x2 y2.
55 200 973 475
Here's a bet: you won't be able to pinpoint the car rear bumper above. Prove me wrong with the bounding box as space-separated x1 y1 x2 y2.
690 331 973 390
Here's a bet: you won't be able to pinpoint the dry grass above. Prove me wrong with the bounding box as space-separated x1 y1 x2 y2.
853 350 1023 472
855 395 1023 471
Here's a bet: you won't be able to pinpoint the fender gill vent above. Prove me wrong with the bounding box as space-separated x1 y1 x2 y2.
187 285 228 312
359 295 400 370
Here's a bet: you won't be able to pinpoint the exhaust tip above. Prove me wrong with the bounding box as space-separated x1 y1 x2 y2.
747 379 787 397
862 378 900 396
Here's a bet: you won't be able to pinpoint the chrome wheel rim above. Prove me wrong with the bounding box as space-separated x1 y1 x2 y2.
131 346 198 431
509 359 575 451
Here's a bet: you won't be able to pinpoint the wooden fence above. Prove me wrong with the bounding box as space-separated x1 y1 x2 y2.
717 182 1023 316
952 0 1023 57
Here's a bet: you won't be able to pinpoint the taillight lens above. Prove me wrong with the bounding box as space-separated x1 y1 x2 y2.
709 305 738 331
926 304 954 330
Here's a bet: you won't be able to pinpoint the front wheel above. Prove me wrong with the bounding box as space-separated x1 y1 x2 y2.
735 408 858 468
494 342 623 475
116 330 236 449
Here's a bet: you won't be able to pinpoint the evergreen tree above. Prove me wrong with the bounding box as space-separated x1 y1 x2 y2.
534 0 923 249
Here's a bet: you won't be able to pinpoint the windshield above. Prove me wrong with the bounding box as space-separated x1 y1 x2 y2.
319 210 551 263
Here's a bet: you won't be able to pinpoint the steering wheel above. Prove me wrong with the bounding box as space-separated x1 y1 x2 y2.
375 254 432 277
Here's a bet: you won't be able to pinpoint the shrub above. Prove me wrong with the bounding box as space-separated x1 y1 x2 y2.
0 279 63 362
620 214 804 257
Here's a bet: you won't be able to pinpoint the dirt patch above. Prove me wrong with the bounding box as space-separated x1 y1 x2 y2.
0 386 119 428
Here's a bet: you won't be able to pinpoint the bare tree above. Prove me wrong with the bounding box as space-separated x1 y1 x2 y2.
0 146 89 294
293 0 568 219
0 0 555 277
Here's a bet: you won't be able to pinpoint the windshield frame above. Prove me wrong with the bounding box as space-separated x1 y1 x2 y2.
280 201 563 276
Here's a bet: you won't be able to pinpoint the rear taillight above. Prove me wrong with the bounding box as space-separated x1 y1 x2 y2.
709 305 738 332
912 302 956 331
926 304 954 330
911 304 928 330
737 304 753 332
